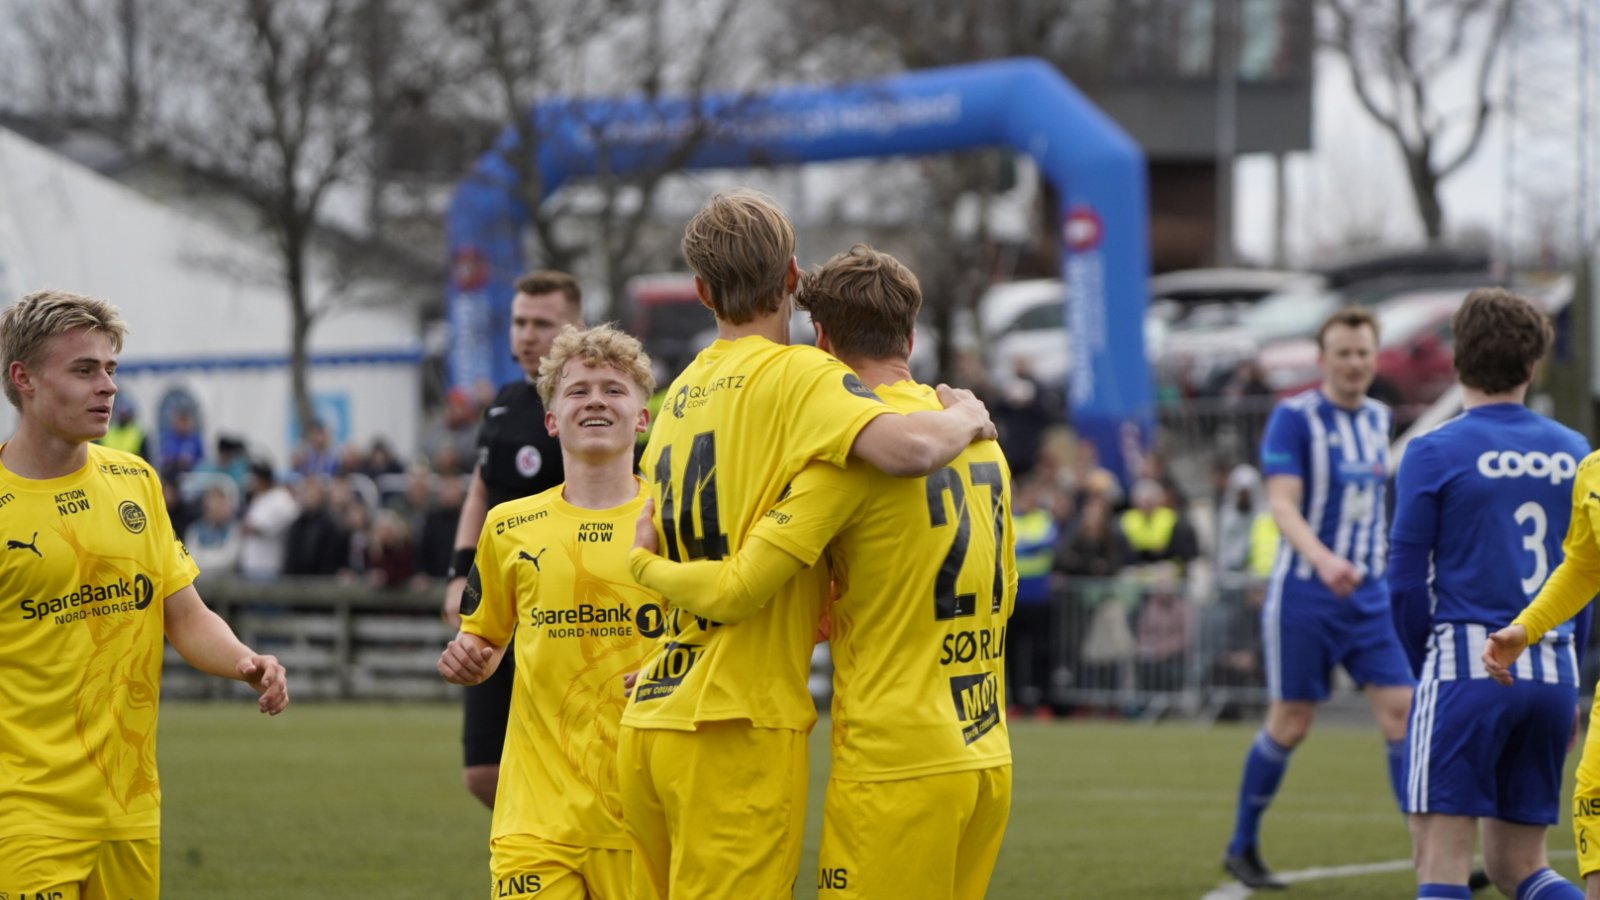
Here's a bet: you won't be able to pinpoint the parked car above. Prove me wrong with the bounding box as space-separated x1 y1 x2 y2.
1256 290 1463 421
1158 270 1500 398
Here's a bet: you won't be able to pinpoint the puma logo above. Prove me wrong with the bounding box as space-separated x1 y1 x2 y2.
6 531 40 557
518 548 547 571
1590 491 1600 504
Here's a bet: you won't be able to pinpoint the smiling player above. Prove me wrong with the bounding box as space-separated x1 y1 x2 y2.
439 323 663 900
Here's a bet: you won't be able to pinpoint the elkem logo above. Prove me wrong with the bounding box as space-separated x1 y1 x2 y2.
1062 205 1103 253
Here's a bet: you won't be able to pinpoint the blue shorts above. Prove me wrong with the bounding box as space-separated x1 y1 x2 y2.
1404 676 1574 823
1263 583 1414 702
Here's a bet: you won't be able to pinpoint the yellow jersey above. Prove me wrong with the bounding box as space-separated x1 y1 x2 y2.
623 336 893 732
1514 450 1600 642
0 444 198 841
462 480 662 849
751 383 1016 780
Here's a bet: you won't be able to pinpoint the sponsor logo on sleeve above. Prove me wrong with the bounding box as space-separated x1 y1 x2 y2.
460 565 484 617
842 373 881 402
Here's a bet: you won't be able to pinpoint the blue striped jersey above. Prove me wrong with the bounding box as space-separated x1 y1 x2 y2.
1259 389 1392 606
1417 622 1577 685
1390 403 1589 649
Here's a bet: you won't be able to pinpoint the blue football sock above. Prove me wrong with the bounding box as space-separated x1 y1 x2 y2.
1516 867 1583 900
1417 884 1471 899
1386 738 1407 810
1227 730 1291 857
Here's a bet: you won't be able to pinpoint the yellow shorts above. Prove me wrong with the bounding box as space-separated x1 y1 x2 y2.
488 833 630 900
618 721 808 900
0 835 159 900
817 766 1012 900
1573 726 1600 877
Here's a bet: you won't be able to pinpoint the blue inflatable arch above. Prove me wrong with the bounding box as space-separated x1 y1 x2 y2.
446 57 1151 479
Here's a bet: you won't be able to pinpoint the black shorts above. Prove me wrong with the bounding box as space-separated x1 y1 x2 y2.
462 642 514 767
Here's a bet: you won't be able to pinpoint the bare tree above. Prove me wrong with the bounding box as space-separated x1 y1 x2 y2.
1322 0 1513 241
435 0 766 324
161 0 372 434
2 0 187 147
781 0 1101 381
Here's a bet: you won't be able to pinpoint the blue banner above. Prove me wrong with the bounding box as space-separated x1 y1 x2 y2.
446 58 1152 480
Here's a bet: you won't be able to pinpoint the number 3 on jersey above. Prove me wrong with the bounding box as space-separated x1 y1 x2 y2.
654 431 729 562
926 461 1006 621
1514 501 1549 595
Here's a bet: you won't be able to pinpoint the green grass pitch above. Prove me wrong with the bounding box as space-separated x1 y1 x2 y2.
155 703 1581 898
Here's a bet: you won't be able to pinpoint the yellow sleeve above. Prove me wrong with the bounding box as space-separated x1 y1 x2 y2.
1001 498 1019 622
629 461 867 623
1513 471 1600 642
461 522 516 646
630 537 805 625
782 348 895 470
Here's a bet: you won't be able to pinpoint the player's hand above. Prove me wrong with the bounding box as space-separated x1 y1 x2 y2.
634 499 659 555
936 384 998 442
237 653 289 715
1313 554 1361 597
438 635 495 686
1483 624 1529 686
622 669 639 698
441 576 466 630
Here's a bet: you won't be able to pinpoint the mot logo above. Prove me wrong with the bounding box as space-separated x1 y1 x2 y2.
635 641 703 702
948 672 1001 745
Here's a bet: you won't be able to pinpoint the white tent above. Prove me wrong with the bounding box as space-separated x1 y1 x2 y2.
0 127 424 469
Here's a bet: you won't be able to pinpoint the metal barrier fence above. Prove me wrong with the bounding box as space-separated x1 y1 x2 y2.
1154 394 1277 484
162 577 453 701
1008 570 1272 721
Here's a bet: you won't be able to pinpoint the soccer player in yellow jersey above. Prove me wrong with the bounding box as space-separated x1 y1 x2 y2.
0 289 288 899
618 191 996 900
1485 450 1600 898
438 323 664 900
630 245 1015 900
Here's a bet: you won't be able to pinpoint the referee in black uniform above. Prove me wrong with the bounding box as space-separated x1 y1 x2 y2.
443 270 582 808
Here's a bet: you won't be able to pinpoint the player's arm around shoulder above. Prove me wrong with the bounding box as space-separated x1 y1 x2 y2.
163 584 288 715
851 384 996 477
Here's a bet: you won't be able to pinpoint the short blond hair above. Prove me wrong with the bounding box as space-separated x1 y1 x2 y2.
795 244 921 360
536 323 656 407
1 289 127 408
680 189 796 324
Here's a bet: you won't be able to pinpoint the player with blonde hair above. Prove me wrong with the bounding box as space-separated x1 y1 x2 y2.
630 244 1016 899
0 289 288 899
619 190 996 899
440 323 664 900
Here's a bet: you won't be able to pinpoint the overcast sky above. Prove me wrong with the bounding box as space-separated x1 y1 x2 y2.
1236 44 1594 268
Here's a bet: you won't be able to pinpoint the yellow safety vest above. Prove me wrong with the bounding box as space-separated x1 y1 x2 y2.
99 421 146 456
1120 506 1177 555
